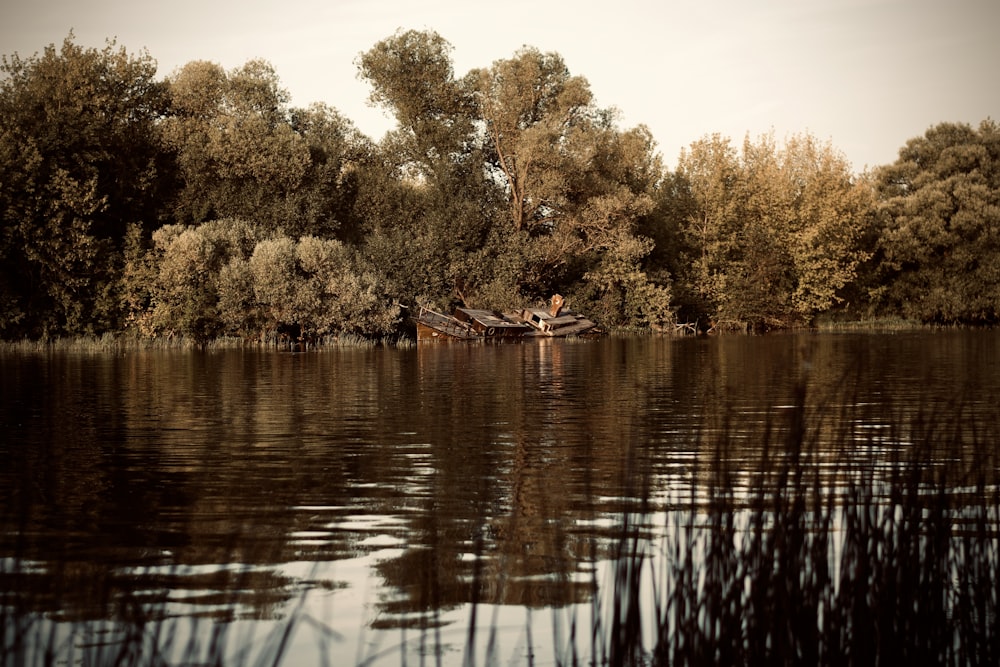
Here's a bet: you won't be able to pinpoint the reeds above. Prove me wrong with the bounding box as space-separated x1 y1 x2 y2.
0 332 412 354
0 333 245 354
593 389 1000 666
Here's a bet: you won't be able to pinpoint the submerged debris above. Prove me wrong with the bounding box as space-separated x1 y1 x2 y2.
415 295 601 342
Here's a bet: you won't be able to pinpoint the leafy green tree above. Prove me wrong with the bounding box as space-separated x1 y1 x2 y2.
293 235 400 337
217 255 260 339
782 134 874 318
357 30 503 311
148 224 221 341
663 134 742 323
472 47 592 235
288 103 371 241
140 218 400 341
871 119 1000 323
357 32 670 323
723 133 798 326
148 218 262 341
246 234 399 339
0 34 169 337
209 218 270 338
357 29 473 177
248 235 298 332
160 59 311 232
120 222 160 336
350 152 435 305
580 231 674 329
472 47 668 316
668 132 872 329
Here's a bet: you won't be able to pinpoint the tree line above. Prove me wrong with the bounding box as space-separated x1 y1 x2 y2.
2 31 998 342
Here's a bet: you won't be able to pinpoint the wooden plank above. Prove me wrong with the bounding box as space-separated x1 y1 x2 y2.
417 303 600 341
417 321 477 341
456 308 531 335
546 320 597 337
545 314 582 328
416 307 480 341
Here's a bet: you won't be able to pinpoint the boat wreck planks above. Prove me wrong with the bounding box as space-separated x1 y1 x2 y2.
452 308 532 338
415 307 479 341
518 308 598 336
416 299 601 342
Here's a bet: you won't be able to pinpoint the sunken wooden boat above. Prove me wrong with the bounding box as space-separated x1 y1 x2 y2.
415 295 601 342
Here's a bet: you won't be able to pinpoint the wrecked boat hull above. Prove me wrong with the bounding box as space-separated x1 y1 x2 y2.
415 295 601 342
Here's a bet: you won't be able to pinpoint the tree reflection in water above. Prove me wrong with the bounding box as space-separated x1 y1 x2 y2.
1 332 999 664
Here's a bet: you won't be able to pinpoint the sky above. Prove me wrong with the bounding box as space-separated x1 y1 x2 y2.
2 0 998 172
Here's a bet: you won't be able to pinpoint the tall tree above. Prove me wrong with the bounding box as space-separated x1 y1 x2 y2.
472 48 668 318
665 134 742 323
669 132 872 329
357 30 503 311
357 29 474 177
872 119 1000 323
356 33 672 322
782 133 873 318
288 103 371 241
160 59 312 232
0 34 169 337
724 134 798 326
473 47 593 234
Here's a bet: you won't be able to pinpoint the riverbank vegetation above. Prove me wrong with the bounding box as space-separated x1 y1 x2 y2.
2 31 998 342
595 391 1000 666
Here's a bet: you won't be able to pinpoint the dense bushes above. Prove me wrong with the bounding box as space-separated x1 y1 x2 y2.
661 132 875 330
122 219 400 343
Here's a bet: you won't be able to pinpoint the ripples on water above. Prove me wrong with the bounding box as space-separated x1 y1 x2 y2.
2 331 999 665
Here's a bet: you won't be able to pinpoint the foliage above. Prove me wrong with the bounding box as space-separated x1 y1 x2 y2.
147 220 259 342
664 132 873 329
138 219 399 342
120 221 160 335
472 46 594 235
472 47 669 312
871 119 1000 323
0 34 169 337
160 59 307 230
580 231 674 329
357 31 669 320
288 103 372 241
3 29 998 340
161 61 369 239
356 30 503 312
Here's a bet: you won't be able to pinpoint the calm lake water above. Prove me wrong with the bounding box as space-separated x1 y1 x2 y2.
2 331 999 665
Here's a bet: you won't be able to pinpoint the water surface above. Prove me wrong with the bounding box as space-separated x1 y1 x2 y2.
2 331 999 664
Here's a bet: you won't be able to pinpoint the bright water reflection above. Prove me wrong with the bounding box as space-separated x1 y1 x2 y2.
2 331 999 664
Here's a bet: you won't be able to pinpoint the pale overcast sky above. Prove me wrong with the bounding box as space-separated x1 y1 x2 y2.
2 0 997 172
